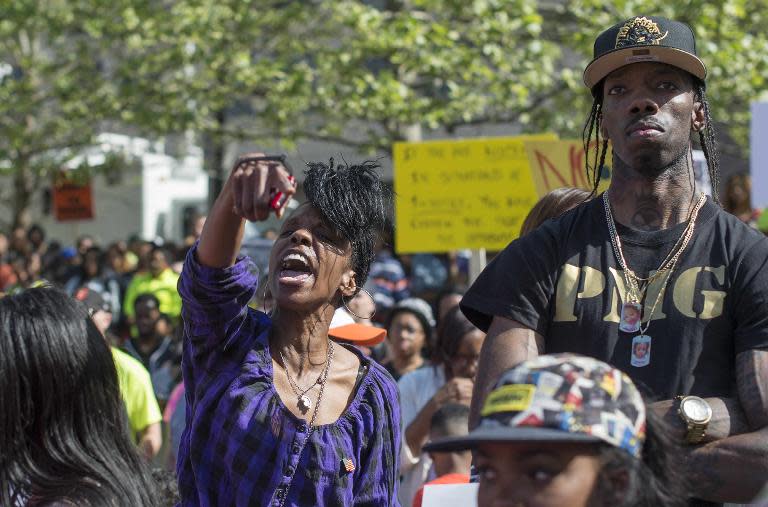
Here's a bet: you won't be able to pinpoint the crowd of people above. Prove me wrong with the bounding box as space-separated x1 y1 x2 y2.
2 13 768 507
0 167 488 506
0 170 588 506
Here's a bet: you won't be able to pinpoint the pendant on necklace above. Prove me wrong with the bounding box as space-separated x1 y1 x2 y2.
630 334 652 368
619 301 643 333
299 395 312 411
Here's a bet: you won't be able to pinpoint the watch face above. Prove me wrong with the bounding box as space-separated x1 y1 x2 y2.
682 397 712 423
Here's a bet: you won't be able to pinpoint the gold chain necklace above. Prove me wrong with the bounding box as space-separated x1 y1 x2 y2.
603 192 706 368
604 192 705 305
273 341 335 507
279 340 335 414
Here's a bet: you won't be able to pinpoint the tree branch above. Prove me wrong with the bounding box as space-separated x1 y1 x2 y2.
209 124 369 150
443 89 559 132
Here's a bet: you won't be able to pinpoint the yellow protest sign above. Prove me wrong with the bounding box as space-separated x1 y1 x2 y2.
393 135 553 253
525 139 611 196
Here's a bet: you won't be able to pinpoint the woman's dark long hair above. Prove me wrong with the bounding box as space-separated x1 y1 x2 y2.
0 287 158 506
596 408 689 506
724 172 752 215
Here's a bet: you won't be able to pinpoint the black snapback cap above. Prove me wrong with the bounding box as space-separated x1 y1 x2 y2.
584 16 706 92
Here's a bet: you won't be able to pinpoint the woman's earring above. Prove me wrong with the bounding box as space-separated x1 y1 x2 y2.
342 288 376 320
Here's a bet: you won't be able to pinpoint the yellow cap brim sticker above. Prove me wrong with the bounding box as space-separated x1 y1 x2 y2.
481 384 536 416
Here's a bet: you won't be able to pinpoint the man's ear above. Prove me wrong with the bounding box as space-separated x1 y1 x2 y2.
339 270 357 298
691 101 705 132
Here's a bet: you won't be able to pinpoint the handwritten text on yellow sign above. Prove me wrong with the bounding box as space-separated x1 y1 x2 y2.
393 136 551 253
394 137 611 253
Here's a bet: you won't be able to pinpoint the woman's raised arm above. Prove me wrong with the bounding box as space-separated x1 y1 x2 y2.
197 152 296 269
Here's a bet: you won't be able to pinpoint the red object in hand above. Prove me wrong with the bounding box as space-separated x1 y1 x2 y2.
270 175 296 210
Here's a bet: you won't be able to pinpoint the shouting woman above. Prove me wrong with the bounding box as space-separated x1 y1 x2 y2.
176 154 400 506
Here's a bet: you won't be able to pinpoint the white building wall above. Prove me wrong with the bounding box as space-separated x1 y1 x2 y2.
28 171 143 245
140 152 207 241
11 133 207 246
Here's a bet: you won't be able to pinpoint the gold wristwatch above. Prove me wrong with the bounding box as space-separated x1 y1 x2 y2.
676 395 712 444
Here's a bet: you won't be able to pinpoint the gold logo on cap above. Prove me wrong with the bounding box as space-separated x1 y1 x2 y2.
615 17 668 48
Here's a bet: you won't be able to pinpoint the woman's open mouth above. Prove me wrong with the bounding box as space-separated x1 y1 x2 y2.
277 252 314 285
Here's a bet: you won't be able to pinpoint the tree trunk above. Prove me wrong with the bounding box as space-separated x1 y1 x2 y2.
12 162 34 229
203 109 227 210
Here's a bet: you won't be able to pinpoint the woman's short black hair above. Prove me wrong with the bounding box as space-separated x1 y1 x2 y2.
0 287 158 506
303 158 392 290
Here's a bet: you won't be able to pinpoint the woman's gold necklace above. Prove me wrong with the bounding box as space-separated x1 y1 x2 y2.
279 340 334 417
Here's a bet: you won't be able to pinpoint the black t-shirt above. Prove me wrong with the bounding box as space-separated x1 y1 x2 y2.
462 196 768 400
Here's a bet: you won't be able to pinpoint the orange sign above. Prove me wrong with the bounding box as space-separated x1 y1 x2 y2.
524 140 611 196
53 179 94 221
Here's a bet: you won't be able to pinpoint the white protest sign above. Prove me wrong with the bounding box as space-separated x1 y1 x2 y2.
751 102 768 208
422 482 478 507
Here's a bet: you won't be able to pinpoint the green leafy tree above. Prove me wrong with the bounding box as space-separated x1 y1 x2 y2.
3 0 764 227
115 0 563 203
120 0 765 183
112 1 322 203
541 0 768 155
303 0 561 150
0 1 129 228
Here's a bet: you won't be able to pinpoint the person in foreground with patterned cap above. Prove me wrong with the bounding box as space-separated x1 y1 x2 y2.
426 354 687 507
177 153 400 506
462 15 768 504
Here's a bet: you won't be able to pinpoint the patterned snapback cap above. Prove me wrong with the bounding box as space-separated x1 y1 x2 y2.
583 15 706 91
424 354 647 458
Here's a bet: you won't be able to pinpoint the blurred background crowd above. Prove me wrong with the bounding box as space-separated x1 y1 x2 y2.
0 206 482 506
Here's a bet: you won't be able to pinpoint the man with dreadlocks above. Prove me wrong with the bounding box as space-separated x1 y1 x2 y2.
460 16 768 505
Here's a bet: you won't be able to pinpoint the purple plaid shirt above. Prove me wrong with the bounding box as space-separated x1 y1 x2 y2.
177 247 401 506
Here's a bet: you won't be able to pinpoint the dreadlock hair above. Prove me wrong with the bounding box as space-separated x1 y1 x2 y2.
694 79 720 203
582 76 720 204
582 85 610 198
303 158 392 296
